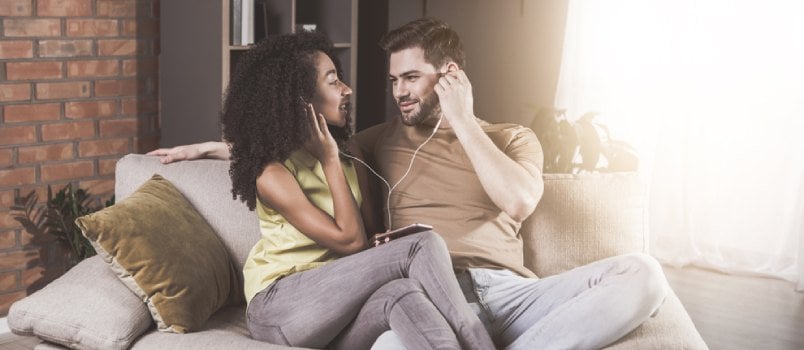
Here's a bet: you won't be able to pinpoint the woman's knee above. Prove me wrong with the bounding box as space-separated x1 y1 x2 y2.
374 278 425 301
372 279 428 316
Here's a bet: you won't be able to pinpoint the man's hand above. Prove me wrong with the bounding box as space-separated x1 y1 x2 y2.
146 141 231 164
434 69 475 125
146 144 207 164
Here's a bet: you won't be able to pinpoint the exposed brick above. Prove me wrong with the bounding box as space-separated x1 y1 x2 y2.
41 120 95 141
80 178 114 195
95 79 141 97
21 266 45 288
36 81 90 100
5 61 62 80
99 118 137 137
97 0 145 18
3 19 61 37
0 167 36 187
41 160 93 182
67 60 119 78
14 186 48 207
133 134 158 153
121 19 158 37
38 40 93 58
0 149 12 167
121 97 157 115
98 39 146 56
66 100 116 119
122 58 156 77
0 191 14 208
37 0 92 17
0 271 17 292
0 83 31 102
0 249 38 271
78 138 128 157
98 158 117 175
18 143 73 164
0 211 20 230
0 290 29 315
0 41 33 59
66 19 118 37
0 126 36 146
0 0 32 17
4 103 60 123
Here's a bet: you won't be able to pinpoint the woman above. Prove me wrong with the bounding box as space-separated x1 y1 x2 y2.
152 32 494 349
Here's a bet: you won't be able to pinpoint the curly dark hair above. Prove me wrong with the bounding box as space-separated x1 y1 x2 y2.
221 32 352 210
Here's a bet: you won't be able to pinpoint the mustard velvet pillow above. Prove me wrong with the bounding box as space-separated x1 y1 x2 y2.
76 174 239 333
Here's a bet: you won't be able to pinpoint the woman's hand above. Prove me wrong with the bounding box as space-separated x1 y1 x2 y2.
303 103 339 164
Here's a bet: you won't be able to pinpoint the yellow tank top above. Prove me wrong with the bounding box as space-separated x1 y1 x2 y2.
243 149 362 304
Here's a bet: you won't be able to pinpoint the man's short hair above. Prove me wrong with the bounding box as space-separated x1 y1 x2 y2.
379 17 466 69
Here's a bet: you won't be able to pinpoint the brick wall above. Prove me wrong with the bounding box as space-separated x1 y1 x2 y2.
0 0 160 315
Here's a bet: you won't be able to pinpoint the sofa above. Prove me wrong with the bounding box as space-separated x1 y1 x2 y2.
8 153 708 349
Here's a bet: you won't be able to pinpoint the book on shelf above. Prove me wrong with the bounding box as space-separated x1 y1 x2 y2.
242 0 254 45
232 0 242 45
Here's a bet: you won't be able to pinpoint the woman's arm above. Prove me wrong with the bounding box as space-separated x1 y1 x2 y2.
256 105 367 255
256 162 366 255
146 141 231 164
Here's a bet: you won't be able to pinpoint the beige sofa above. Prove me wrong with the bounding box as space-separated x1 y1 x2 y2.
8 154 707 349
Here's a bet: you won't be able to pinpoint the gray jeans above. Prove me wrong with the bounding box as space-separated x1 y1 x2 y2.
373 253 668 350
246 232 495 350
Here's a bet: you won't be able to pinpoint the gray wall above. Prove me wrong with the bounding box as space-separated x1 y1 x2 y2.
385 0 568 127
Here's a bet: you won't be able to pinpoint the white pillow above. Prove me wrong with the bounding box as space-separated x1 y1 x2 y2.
7 256 152 350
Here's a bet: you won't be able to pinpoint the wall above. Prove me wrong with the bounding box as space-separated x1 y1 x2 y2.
386 0 568 127
0 0 160 315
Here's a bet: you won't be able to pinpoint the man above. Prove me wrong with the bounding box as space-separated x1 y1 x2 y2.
355 18 666 350
149 18 667 350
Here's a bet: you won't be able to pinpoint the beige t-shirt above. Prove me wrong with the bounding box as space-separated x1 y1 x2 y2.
355 117 543 277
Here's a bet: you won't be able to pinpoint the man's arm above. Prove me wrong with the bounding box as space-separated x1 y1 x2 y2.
435 70 544 222
146 141 231 164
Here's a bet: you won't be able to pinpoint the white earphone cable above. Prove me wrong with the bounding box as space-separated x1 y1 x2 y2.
339 115 442 229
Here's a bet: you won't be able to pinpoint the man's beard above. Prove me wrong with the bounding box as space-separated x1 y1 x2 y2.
399 92 439 126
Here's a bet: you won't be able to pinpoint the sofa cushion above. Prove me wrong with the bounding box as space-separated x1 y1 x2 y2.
76 174 240 333
606 288 708 349
114 154 260 276
8 256 152 350
522 173 647 277
129 306 309 350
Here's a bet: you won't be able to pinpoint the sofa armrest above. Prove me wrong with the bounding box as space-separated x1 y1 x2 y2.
521 172 647 277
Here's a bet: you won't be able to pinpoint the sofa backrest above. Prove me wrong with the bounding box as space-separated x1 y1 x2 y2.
115 154 648 280
521 172 648 277
115 154 260 272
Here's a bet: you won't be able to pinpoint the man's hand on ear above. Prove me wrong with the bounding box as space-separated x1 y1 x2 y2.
434 67 476 126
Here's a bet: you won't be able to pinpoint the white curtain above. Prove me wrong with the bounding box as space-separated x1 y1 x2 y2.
555 0 804 290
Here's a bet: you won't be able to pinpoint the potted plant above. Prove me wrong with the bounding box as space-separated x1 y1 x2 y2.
530 107 639 173
12 185 113 268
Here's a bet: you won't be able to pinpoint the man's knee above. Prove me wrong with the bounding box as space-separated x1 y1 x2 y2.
621 253 668 309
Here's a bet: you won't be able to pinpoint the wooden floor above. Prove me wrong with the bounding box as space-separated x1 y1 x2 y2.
663 265 804 350
0 333 39 350
0 265 802 350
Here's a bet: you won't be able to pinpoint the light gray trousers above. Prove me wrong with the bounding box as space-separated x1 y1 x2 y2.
246 232 495 350
373 253 668 350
